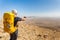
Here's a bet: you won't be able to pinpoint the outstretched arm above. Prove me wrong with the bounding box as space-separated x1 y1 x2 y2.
17 17 25 21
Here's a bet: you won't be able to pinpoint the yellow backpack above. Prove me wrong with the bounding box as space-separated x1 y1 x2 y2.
3 12 17 33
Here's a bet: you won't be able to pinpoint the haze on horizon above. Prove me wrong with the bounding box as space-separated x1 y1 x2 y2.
0 0 60 18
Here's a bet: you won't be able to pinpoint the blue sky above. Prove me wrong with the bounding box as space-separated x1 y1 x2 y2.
0 0 60 18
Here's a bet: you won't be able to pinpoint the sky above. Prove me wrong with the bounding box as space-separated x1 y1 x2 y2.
0 0 60 18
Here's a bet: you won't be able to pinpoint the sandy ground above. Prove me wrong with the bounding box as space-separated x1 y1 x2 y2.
0 18 60 40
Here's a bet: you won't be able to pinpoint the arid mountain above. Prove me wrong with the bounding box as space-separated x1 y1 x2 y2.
0 17 60 40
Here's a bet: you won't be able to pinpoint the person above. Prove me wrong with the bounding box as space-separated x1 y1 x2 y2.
10 9 25 40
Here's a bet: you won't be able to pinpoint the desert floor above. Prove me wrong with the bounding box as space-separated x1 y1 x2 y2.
0 17 60 40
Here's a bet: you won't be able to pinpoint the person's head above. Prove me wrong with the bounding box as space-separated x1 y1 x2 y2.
12 9 17 17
